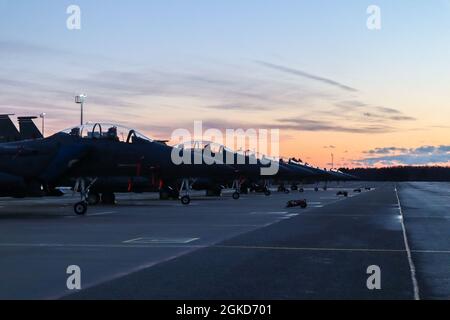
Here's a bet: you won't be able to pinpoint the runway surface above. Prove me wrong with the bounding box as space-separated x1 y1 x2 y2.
0 182 448 299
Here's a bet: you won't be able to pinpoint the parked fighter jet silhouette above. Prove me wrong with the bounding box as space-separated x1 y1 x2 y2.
0 123 236 215
172 142 315 198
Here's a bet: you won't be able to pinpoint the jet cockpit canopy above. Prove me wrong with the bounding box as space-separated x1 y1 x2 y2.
61 123 154 144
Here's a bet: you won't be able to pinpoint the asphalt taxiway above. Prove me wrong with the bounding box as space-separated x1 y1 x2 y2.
0 181 449 299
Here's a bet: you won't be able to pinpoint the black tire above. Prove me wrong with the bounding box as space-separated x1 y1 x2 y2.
299 188 304 193
181 195 191 205
291 185 298 191
101 192 116 205
314 187 319 192
323 187 327 191
300 201 307 209
284 189 290 194
232 192 240 200
264 190 271 196
87 192 100 205
344 192 348 197
74 202 87 215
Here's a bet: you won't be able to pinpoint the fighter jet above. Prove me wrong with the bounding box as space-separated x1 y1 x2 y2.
0 122 236 215
172 142 314 198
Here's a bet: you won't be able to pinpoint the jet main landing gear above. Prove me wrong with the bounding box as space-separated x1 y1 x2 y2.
231 179 242 200
179 178 191 205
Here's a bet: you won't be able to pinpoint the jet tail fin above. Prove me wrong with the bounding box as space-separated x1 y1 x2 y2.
0 114 21 143
18 116 43 140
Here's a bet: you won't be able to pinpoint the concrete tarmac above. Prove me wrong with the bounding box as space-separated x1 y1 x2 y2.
0 182 448 299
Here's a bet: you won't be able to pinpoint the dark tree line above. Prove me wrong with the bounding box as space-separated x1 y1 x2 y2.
340 166 450 181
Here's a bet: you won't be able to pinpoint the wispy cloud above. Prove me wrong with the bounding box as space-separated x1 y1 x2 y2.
169 117 396 134
275 118 394 133
255 60 358 92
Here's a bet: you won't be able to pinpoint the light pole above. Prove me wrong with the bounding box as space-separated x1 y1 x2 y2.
39 113 46 137
75 94 87 125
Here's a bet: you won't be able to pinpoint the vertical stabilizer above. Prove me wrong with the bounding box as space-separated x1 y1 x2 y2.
0 114 21 143
18 116 43 140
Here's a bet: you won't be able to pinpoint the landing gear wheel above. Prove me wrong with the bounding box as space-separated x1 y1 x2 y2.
264 190 271 196
300 200 307 209
74 202 87 216
87 192 100 205
181 195 191 205
291 185 298 191
101 192 116 205
232 192 240 200
299 188 304 193
314 187 319 192
284 189 290 194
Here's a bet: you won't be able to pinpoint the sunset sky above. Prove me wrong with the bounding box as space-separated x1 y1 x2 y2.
1 0 449 168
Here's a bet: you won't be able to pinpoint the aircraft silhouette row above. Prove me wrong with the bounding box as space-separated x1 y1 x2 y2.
0 118 358 215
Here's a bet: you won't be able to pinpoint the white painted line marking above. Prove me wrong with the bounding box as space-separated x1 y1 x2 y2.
212 245 406 253
395 186 420 301
250 211 288 215
411 249 450 254
0 242 406 253
285 213 299 217
64 211 116 218
88 211 116 217
298 213 374 217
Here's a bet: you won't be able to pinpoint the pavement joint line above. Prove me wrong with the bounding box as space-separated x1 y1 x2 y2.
395 185 421 301
122 237 200 244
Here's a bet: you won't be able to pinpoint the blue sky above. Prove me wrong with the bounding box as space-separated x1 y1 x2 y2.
1 0 449 166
